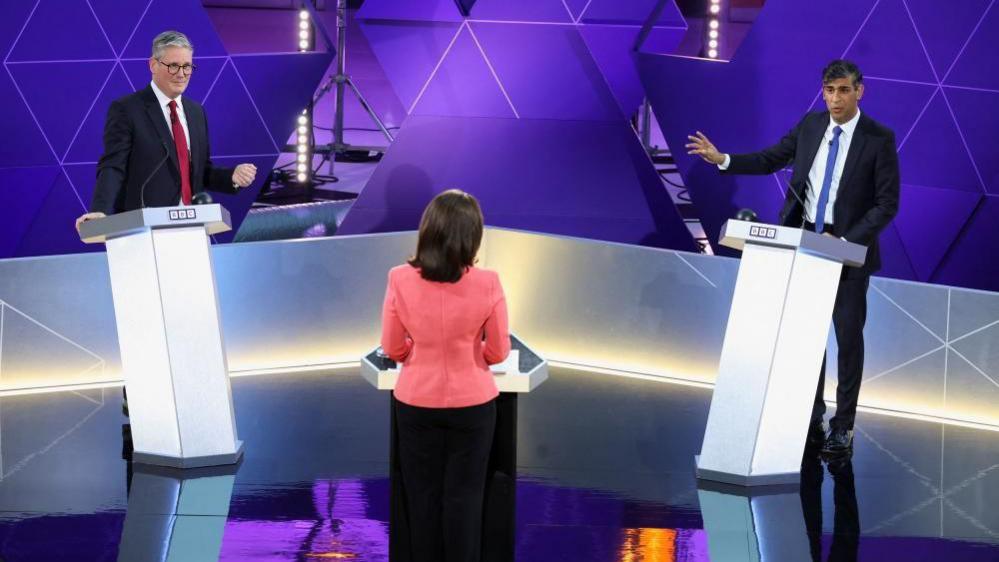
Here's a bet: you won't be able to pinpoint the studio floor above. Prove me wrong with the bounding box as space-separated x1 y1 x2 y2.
0 367 996 561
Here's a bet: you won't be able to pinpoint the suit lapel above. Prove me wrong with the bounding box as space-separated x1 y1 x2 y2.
141 86 180 175
839 115 868 192
182 97 200 188
801 113 827 179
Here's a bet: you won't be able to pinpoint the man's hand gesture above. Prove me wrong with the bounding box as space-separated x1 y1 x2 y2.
686 131 726 165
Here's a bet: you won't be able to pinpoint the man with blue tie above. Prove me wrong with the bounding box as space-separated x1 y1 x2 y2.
686 60 901 454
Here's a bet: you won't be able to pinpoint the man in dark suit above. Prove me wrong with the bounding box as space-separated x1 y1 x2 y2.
75 30 256 230
686 60 900 453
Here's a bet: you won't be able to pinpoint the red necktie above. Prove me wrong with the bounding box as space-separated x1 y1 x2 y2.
167 100 192 205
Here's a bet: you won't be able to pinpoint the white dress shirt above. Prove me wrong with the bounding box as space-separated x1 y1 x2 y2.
720 110 861 225
150 81 191 151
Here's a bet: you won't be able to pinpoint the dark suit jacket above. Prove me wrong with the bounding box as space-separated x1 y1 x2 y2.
90 85 235 214
725 111 900 277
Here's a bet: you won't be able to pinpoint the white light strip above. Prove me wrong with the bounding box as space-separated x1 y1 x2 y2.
229 361 360 378
548 360 999 432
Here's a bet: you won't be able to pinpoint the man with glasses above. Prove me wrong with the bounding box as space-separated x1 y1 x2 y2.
76 31 257 229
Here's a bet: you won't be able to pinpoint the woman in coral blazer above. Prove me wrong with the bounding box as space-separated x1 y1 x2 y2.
381 189 510 562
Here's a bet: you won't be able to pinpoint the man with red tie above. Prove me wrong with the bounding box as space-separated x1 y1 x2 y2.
75 31 256 230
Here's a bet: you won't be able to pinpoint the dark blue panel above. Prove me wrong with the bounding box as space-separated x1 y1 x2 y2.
899 93 983 193
64 64 135 164
6 0 114 62
357 0 463 22
906 0 991 79
894 184 982 281
90 0 150 57
0 71 57 167
945 86 999 195
14 170 95 258
337 115 696 251
933 196 998 290
470 22 622 121
8 61 115 160
230 52 334 150
942 3 999 90
202 61 278 156
843 0 936 83
122 0 227 59
412 25 516 119
0 166 61 256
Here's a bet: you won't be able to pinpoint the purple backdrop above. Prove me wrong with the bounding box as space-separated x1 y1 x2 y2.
638 0 999 292
337 0 696 251
0 0 332 256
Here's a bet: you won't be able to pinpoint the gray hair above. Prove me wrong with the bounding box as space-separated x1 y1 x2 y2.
151 31 193 59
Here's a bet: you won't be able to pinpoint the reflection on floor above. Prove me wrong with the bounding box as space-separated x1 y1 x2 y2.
0 368 996 561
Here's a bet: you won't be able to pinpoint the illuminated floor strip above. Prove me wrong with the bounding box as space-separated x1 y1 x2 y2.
4 360 997 432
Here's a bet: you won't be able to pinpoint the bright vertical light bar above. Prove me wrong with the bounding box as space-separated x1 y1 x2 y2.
298 8 311 52
706 0 722 59
297 108 311 184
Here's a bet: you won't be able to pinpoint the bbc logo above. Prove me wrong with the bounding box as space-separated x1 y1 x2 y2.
168 209 197 221
749 225 777 239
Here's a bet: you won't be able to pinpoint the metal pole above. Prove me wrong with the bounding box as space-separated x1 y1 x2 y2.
640 97 653 153
330 0 348 176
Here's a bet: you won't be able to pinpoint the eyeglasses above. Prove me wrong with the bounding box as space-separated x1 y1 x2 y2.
156 60 196 76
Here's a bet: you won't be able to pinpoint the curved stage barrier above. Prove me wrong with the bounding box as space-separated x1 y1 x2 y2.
0 228 996 428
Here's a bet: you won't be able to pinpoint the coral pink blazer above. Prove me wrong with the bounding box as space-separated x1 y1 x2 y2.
381 264 510 408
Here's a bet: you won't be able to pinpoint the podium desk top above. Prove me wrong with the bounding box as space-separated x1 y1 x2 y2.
79 204 231 244
361 334 548 394
719 219 867 268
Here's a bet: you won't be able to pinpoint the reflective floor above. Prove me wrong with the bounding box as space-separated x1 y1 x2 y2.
0 368 996 561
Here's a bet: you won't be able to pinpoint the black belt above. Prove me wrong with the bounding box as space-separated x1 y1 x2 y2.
802 221 832 233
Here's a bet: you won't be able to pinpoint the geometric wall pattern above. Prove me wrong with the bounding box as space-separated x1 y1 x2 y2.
0 0 332 257
639 0 999 291
337 0 697 251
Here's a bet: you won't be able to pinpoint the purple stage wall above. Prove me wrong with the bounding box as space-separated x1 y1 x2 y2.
639 0 999 292
337 0 698 251
0 0 331 257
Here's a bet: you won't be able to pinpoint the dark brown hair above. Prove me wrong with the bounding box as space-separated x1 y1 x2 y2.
408 189 484 283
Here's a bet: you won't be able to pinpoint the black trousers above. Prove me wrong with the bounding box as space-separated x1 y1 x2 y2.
394 398 496 562
804 222 870 430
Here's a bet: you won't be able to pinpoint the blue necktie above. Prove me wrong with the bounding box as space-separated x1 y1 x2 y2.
814 125 843 233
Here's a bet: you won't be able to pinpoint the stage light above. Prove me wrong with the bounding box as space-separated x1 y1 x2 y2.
708 49 718 58
709 4 720 14
709 39 718 49
709 20 719 29
298 9 311 52
709 30 718 39
296 107 312 184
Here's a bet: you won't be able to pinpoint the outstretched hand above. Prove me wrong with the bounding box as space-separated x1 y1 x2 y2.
685 131 726 165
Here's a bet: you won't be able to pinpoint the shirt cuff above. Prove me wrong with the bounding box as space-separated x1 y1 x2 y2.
717 154 731 170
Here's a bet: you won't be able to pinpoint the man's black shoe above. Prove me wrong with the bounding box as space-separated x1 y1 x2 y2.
822 427 854 453
806 420 827 449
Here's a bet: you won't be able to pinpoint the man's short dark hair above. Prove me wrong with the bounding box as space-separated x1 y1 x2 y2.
822 59 863 87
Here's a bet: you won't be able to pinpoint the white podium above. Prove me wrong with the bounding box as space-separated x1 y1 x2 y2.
362 335 547 562
81 205 243 468
696 219 866 486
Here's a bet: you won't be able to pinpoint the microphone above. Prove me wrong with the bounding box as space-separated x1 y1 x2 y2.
191 191 213 205
140 141 171 209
